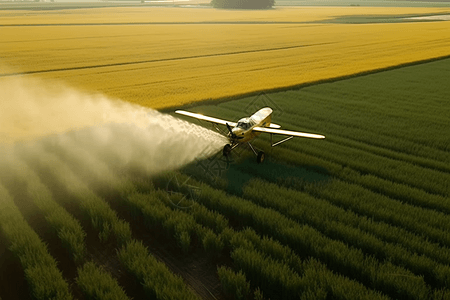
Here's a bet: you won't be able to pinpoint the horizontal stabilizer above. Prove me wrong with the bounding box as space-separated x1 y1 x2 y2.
269 123 281 129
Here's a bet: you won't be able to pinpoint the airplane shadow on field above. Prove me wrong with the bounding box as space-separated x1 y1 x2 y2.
186 149 331 197
225 156 331 196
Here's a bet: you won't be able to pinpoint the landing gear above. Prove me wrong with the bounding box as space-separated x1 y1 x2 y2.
224 142 265 164
257 151 265 164
223 144 232 156
248 142 265 164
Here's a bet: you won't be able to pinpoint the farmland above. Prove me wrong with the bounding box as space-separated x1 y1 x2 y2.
1 4 450 300
1 6 450 107
1 57 449 299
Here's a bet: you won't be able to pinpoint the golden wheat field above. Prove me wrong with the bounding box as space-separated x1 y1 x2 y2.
1 6 450 108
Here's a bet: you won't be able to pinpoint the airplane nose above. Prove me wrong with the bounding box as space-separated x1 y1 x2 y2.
232 128 242 135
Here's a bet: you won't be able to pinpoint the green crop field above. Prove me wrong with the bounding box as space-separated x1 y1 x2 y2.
172 57 450 299
1 58 449 299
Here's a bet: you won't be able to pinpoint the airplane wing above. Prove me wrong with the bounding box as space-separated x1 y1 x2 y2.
175 110 237 127
176 110 281 128
253 126 325 139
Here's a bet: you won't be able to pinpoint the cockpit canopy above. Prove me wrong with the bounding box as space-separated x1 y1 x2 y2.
236 118 256 130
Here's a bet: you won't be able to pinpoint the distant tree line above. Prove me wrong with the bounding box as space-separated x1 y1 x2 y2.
211 0 274 9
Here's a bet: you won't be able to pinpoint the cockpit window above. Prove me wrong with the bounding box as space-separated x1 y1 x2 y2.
237 121 250 130
236 117 256 130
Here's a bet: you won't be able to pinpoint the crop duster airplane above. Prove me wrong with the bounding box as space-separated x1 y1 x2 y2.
175 107 325 163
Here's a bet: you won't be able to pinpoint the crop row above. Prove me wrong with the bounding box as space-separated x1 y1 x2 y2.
118 239 199 300
217 266 251 300
117 182 389 300
76 262 130 300
283 136 449 197
2 154 86 263
116 172 410 299
246 177 450 265
0 182 73 300
18 143 133 246
280 79 450 155
242 178 450 287
200 102 449 216
212 89 449 166
179 175 439 300
227 227 389 300
0 149 143 300
251 144 450 246
13 144 200 300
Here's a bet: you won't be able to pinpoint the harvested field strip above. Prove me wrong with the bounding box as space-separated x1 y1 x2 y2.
0 183 74 300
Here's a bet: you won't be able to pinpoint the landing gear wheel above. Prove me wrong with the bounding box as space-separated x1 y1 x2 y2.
223 144 232 156
257 151 265 164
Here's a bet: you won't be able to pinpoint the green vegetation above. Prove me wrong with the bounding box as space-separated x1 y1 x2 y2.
1 58 449 299
0 183 73 300
18 146 133 246
117 240 199 300
174 57 450 298
76 262 130 300
217 266 250 299
2 156 86 263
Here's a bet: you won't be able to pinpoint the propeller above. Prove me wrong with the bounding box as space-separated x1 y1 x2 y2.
226 123 236 139
226 123 244 140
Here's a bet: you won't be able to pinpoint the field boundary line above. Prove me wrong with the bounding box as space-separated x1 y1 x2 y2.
160 54 450 112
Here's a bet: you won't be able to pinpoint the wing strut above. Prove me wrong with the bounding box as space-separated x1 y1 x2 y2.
271 134 294 147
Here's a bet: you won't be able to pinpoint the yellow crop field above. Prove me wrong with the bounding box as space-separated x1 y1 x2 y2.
1 7 450 108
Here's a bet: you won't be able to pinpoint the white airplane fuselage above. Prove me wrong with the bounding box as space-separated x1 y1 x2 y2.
230 107 273 144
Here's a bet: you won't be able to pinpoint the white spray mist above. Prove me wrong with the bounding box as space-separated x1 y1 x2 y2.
0 76 227 178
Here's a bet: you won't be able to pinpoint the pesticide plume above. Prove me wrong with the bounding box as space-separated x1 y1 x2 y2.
0 76 227 185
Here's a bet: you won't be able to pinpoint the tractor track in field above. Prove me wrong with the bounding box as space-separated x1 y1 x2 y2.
0 21 316 27
0 42 334 78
